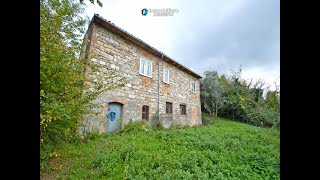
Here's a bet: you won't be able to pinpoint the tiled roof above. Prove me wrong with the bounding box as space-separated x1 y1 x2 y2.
90 14 202 79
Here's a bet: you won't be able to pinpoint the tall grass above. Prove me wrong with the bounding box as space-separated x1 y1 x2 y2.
41 114 280 179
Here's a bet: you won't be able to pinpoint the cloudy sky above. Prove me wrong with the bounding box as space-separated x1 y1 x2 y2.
83 0 280 91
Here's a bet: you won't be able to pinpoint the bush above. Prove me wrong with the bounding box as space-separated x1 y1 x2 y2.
40 144 53 173
202 117 214 125
40 142 61 174
92 153 109 169
150 111 163 130
247 108 279 128
82 132 102 142
41 115 280 179
120 121 151 134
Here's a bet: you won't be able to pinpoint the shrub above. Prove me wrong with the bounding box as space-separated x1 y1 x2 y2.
92 153 109 169
40 0 125 173
202 117 214 125
150 111 163 130
247 108 279 127
42 114 280 179
84 132 102 141
40 142 59 173
120 121 151 134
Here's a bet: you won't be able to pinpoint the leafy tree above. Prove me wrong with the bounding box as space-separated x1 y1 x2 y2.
200 70 224 116
40 0 88 144
80 0 103 7
40 0 124 149
200 66 280 128
221 67 248 121
40 0 127 172
265 90 280 113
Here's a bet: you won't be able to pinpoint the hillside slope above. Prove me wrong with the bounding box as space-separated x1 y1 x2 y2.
41 113 280 179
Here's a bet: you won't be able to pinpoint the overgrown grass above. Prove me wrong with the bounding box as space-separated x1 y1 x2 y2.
41 113 280 179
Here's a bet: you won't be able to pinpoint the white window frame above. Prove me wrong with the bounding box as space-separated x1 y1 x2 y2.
190 81 196 93
139 58 152 78
163 69 169 84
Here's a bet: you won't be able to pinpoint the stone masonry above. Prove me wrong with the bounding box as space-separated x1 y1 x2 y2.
80 14 202 134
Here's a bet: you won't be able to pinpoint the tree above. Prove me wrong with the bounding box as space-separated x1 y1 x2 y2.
222 67 248 121
40 0 127 173
200 70 224 116
80 0 103 7
40 0 124 146
265 90 280 113
250 79 265 102
200 66 280 128
41 0 87 143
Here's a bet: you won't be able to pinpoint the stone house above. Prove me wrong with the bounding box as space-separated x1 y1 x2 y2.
80 14 202 133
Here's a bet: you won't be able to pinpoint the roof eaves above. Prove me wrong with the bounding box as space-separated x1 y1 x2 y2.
92 14 202 79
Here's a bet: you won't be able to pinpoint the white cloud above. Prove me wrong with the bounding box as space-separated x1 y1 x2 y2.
83 0 279 91
242 66 280 91
83 0 179 55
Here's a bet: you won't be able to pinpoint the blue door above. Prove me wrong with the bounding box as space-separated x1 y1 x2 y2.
106 102 122 133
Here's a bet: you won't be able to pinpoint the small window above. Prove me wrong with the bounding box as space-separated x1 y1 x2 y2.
180 104 186 115
142 105 149 121
139 58 152 77
166 102 172 114
191 82 196 92
163 69 169 84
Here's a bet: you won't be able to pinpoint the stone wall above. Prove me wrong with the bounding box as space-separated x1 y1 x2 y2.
80 23 202 134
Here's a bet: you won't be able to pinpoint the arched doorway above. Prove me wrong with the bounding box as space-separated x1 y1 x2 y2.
106 102 123 133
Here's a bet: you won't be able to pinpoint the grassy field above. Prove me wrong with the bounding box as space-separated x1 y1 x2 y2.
41 114 280 179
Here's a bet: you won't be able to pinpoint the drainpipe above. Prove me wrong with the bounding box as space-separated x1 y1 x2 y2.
158 53 163 121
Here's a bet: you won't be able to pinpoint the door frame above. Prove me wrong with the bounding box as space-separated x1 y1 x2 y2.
106 102 124 133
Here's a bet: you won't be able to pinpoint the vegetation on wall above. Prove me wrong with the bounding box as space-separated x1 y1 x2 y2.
200 67 280 128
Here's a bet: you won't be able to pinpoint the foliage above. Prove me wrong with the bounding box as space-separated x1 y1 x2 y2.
150 111 163 130
201 68 280 128
40 0 86 145
41 114 280 179
119 121 151 134
202 113 215 125
200 70 224 116
80 0 103 7
265 91 280 113
40 0 125 172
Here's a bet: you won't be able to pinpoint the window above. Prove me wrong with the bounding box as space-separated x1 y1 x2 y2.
191 82 196 93
163 69 169 84
180 104 186 115
139 58 152 77
166 102 172 114
142 105 149 120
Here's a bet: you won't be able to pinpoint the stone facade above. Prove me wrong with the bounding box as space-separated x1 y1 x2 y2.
80 15 202 134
